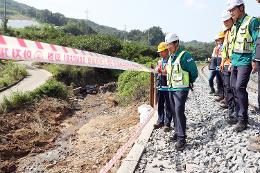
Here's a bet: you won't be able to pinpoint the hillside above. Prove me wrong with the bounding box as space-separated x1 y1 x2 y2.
0 0 215 57
0 0 125 37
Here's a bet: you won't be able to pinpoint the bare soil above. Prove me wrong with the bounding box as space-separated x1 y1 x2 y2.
0 92 142 173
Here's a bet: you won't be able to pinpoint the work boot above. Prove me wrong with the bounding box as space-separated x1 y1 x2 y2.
247 142 260 152
209 88 215 94
249 136 260 143
169 134 177 142
226 114 238 125
226 117 238 125
234 121 247 132
153 123 164 129
163 123 171 132
175 138 186 151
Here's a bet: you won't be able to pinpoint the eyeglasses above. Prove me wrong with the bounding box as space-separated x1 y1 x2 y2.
229 6 238 13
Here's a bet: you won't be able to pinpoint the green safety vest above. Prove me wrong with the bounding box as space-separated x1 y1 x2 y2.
166 51 190 89
231 16 254 54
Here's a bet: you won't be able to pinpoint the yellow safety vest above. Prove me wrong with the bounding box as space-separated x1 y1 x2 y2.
222 30 232 65
222 30 232 58
231 16 254 54
166 51 190 88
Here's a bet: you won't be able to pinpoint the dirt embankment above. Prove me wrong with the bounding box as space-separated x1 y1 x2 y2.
0 92 142 173
0 98 73 172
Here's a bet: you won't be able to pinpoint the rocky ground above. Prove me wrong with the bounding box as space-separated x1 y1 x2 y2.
0 92 142 173
135 73 260 173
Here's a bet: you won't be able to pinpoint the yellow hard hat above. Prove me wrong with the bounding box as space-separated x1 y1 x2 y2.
218 31 225 39
157 42 168 53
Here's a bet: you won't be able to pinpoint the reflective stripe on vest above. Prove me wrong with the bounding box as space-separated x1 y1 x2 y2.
222 30 232 65
166 51 190 88
231 16 254 54
222 30 232 58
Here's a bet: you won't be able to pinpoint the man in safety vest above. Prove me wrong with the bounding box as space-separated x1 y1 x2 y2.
247 0 260 152
154 42 172 132
220 11 237 124
165 33 198 151
209 32 225 101
227 0 260 132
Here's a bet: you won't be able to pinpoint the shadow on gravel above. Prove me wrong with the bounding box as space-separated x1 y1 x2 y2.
187 113 228 150
187 114 259 151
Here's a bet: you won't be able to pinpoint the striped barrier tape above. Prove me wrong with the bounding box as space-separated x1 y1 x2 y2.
99 108 155 173
0 35 154 72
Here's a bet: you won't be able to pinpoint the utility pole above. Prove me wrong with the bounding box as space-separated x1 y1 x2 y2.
4 0 6 21
2 0 8 32
147 29 150 45
124 25 127 42
85 10 88 34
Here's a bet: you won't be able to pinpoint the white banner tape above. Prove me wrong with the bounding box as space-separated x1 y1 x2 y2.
0 35 154 72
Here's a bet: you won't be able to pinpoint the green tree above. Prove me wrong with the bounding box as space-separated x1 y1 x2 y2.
145 26 165 46
127 29 143 42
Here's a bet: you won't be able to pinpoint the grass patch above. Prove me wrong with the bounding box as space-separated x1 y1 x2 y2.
0 61 27 88
117 71 150 106
0 79 68 113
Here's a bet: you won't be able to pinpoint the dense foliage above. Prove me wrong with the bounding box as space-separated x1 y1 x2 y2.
181 40 215 61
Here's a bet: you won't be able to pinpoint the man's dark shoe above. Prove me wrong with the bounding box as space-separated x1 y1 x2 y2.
214 90 220 96
175 139 186 151
163 124 171 132
153 123 164 129
226 116 238 125
234 121 247 132
209 88 215 94
169 134 177 142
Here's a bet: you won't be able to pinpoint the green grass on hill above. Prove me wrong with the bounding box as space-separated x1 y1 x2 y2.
0 61 27 89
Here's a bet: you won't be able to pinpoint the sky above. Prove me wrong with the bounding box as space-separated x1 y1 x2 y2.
15 0 260 42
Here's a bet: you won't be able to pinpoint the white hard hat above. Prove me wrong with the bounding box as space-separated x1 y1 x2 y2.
227 0 244 10
165 33 179 44
221 10 232 22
